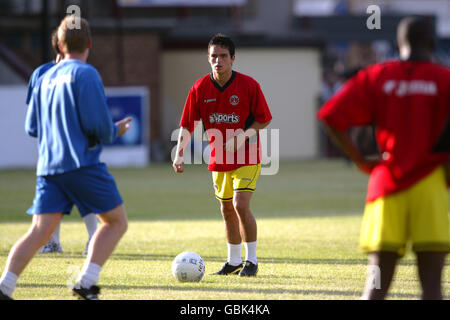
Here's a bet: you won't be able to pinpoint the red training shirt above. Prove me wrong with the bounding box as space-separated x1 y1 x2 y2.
180 71 272 172
317 60 450 202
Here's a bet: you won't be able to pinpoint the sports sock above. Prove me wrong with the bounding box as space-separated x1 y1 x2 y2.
244 241 257 265
0 271 18 298
83 214 98 239
227 243 242 266
50 222 61 244
76 262 102 289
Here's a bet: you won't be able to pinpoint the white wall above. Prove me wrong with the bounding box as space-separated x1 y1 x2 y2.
0 86 38 169
162 47 322 159
0 86 150 169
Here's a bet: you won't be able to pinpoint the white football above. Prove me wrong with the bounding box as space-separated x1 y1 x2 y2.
172 251 205 282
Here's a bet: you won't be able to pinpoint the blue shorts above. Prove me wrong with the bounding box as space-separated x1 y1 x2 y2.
27 163 123 217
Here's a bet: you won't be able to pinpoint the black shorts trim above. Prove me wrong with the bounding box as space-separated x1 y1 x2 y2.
234 188 256 192
360 242 405 256
412 242 450 253
215 195 233 201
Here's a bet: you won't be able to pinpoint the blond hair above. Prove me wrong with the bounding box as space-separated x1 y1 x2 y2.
57 15 91 53
51 29 60 55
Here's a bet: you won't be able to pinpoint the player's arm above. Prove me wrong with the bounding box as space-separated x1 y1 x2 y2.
25 95 38 138
444 162 450 184
319 122 378 174
25 71 37 106
225 81 272 152
246 120 271 137
77 68 131 144
173 88 200 173
317 67 379 174
224 120 271 153
172 126 193 173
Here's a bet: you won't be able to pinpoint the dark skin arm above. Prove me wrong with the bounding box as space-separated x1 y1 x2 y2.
320 122 379 174
444 163 450 183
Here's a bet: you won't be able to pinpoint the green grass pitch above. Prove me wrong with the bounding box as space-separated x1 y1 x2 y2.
0 160 448 300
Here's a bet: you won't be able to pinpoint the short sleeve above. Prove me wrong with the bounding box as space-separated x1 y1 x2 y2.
25 92 38 137
250 82 272 123
317 68 375 131
179 88 201 132
26 71 38 105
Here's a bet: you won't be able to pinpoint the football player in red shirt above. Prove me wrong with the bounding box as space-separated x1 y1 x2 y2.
173 34 272 277
318 17 450 299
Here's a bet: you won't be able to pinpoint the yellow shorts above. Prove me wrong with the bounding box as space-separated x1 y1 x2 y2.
212 164 261 201
360 166 450 257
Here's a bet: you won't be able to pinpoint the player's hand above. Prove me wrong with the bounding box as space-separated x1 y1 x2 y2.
116 117 133 137
224 134 245 153
355 157 379 174
173 155 184 173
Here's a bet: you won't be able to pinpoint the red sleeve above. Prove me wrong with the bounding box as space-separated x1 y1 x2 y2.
317 68 375 131
179 88 200 132
251 82 272 123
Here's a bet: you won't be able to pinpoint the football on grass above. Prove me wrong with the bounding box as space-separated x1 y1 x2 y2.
172 251 205 282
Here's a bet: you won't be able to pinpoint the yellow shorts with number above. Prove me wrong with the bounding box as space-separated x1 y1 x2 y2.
360 166 450 257
212 164 261 201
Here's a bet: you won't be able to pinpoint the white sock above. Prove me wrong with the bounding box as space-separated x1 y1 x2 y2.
0 271 18 298
83 214 98 239
50 222 61 243
227 243 242 266
76 262 102 289
244 241 257 265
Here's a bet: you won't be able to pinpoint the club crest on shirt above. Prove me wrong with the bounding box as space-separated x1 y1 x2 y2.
230 95 239 106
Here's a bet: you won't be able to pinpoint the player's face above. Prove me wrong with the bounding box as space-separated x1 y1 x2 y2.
208 45 235 76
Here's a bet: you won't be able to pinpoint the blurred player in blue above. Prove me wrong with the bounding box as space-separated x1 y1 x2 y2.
26 29 98 255
0 15 131 300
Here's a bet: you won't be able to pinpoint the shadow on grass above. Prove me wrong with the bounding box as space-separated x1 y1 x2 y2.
16 282 422 300
108 253 370 265
0 251 426 267
108 253 424 267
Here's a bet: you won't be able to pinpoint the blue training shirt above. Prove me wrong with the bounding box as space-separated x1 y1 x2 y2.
26 61 55 105
25 59 119 176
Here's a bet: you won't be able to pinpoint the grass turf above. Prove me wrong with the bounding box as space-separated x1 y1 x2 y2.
0 160 448 300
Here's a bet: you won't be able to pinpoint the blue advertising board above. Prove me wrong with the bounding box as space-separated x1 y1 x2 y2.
101 87 150 166
104 87 149 147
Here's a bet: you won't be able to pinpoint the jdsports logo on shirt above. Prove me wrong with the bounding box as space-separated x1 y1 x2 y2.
209 113 240 124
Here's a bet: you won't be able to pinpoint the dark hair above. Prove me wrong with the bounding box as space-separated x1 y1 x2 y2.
208 33 235 57
397 16 435 51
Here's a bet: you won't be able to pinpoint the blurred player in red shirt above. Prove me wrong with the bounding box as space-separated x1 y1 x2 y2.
318 17 450 299
173 34 272 277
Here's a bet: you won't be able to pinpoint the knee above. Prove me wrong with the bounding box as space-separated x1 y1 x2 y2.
221 203 236 219
101 206 128 235
232 199 250 216
117 218 128 236
105 215 128 236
